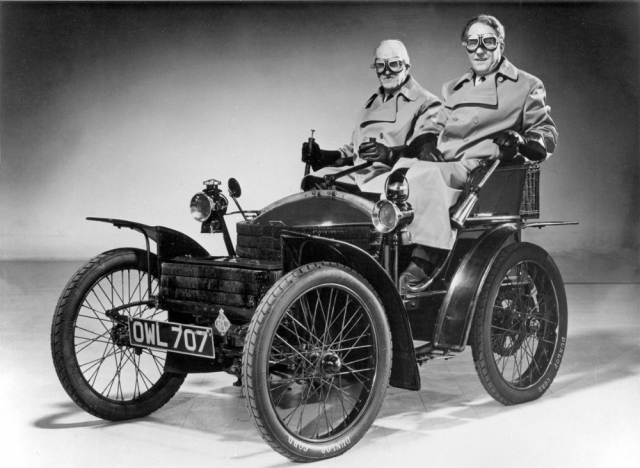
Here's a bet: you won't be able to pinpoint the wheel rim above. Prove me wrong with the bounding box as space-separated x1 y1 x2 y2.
267 284 377 441
490 260 560 390
73 268 167 402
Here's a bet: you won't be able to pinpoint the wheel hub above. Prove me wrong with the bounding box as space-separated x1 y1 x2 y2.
110 323 130 347
526 317 541 334
321 352 342 375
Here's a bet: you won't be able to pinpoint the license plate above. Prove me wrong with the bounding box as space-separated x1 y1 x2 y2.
128 317 215 358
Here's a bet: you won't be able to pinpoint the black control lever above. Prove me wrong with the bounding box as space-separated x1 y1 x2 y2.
323 137 376 187
304 129 315 176
228 178 251 221
323 161 372 187
450 158 501 229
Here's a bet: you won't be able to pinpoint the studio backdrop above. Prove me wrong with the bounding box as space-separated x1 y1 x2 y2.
1 2 638 278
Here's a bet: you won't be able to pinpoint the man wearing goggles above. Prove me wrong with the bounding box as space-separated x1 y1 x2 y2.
301 39 443 192
395 14 558 287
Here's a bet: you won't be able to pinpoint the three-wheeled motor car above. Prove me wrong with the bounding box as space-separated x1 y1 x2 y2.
51 155 573 462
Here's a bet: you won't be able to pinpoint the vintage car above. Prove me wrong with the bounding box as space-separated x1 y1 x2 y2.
50 154 573 462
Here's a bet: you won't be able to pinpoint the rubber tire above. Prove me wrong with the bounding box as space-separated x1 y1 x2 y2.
243 262 392 462
51 248 186 421
471 242 568 405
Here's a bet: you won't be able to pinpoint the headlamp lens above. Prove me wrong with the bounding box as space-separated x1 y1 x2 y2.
372 200 399 233
190 193 213 222
379 203 397 230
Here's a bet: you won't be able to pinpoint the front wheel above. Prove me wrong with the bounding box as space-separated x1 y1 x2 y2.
243 262 392 462
50 248 186 421
471 242 568 405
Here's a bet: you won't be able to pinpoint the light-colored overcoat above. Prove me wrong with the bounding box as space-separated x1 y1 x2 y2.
405 57 558 249
305 76 441 193
431 57 558 160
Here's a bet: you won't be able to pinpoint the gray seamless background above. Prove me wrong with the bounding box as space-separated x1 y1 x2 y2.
1 2 638 278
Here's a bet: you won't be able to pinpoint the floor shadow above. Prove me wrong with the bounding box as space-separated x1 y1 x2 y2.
34 325 640 437
31 311 640 461
33 402 134 430
364 323 640 444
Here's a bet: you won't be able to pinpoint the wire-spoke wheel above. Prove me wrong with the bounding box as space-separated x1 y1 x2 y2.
472 242 568 405
243 262 391 462
51 248 185 420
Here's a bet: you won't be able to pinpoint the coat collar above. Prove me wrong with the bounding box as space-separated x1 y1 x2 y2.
361 75 422 124
365 75 422 109
446 57 519 108
451 57 519 91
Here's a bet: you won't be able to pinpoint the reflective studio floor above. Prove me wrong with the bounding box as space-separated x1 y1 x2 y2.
1 259 638 468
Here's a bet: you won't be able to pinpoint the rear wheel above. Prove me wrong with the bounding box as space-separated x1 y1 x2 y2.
472 242 568 405
243 262 391 462
51 248 185 420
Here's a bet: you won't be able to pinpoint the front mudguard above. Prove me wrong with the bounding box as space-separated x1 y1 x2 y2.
87 217 209 262
87 218 215 374
281 231 420 391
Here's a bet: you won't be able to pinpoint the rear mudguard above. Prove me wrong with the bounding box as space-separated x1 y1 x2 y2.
87 217 209 261
281 231 421 391
433 221 573 352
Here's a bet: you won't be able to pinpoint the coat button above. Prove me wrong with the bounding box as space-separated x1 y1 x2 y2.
452 116 458 121
380 133 384 140
443 136 449 143
463 138 469 142
498 77 504 83
472 117 479 124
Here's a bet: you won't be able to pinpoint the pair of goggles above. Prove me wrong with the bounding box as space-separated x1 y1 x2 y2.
462 34 501 53
371 58 405 74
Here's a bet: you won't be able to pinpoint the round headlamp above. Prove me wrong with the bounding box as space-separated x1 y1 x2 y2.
190 192 214 222
372 200 413 233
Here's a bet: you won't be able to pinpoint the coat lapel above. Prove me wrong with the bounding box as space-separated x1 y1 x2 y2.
361 97 398 124
446 78 498 108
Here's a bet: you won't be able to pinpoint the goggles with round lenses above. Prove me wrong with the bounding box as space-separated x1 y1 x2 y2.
371 58 406 74
462 34 500 53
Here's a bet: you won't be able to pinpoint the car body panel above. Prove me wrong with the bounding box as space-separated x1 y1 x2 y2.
254 190 376 227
